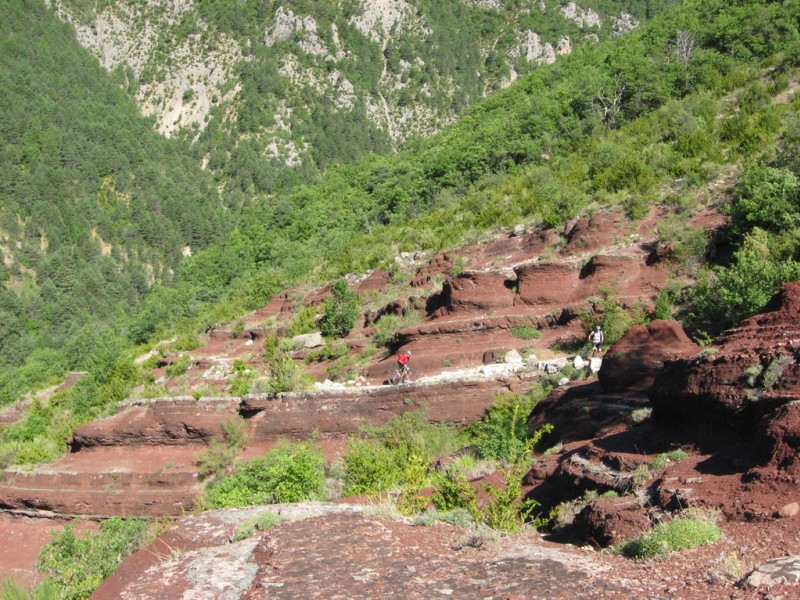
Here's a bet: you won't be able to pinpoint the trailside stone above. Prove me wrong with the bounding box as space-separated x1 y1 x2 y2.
504 349 523 364
777 501 799 518
292 332 325 349
746 555 800 588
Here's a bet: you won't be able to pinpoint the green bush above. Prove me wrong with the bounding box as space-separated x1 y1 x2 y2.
197 416 248 479
411 508 476 528
1 578 60 600
165 355 191 378
431 469 480 522
286 306 318 337
36 517 149 600
510 324 541 340
650 449 689 471
618 517 721 558
205 442 326 508
319 279 360 339
268 355 308 393
341 412 463 498
481 462 541 533
468 392 539 462
372 312 419 348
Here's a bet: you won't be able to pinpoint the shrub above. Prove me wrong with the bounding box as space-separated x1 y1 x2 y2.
268 355 307 393
36 517 149 600
650 449 689 471
286 306 318 337
468 392 540 462
510 324 541 340
165 355 191 378
411 508 476 528
618 517 721 559
372 312 419 348
205 442 326 508
481 461 541 533
1 578 60 600
342 439 406 496
431 469 480 522
319 279 360 338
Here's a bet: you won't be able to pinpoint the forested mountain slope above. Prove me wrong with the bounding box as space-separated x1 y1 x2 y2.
0 0 231 402
3 0 800 463
48 0 663 195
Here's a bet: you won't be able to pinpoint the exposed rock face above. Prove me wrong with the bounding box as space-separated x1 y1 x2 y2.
573 497 652 548
756 401 800 474
561 212 627 255
70 398 241 450
93 504 634 599
242 376 527 438
598 320 700 394
515 262 581 306
650 282 800 434
429 271 515 316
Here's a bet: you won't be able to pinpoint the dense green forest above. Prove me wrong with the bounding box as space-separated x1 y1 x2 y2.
0 0 232 403
4 0 800 464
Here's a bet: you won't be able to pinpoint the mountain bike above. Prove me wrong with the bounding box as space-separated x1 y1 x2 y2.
389 364 415 385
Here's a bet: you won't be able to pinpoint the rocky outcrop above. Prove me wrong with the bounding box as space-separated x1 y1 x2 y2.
514 262 581 306
598 320 700 394
650 282 800 438
573 497 652 547
93 504 635 599
70 398 241 450
242 376 529 439
428 271 515 316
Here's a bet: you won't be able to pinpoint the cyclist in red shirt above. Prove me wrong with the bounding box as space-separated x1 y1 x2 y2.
397 350 412 383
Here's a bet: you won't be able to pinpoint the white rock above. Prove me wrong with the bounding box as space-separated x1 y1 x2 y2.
557 377 570 386
573 355 585 369
292 332 325 348
504 349 523 364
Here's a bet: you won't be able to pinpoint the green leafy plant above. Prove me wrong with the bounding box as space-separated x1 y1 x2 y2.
204 442 326 508
0 578 60 600
431 468 481 522
197 416 248 479
510 324 541 340
268 355 308 393
319 279 360 339
165 355 191 378
468 391 549 462
617 516 721 559
36 517 149 600
650 449 689 472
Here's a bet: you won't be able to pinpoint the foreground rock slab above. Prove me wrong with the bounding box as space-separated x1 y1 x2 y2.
94 504 637 599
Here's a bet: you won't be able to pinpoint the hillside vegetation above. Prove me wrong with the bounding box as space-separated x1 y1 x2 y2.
51 0 663 195
3 0 800 468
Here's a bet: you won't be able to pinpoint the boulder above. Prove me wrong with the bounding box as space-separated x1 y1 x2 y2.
356 269 388 293
573 497 652 548
561 212 627 255
598 320 700 394
292 332 325 349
